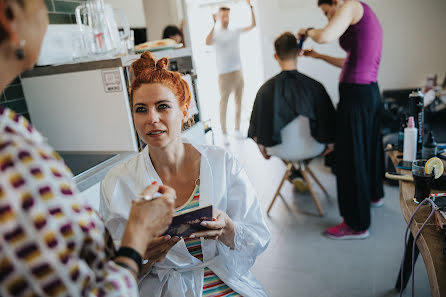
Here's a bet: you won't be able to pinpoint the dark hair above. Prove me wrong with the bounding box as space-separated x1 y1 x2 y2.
318 0 334 6
162 25 182 40
219 6 230 12
274 32 298 60
0 0 25 43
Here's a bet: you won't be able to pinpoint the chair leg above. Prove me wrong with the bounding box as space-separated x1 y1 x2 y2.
278 193 292 211
306 166 329 196
300 167 325 217
267 162 292 215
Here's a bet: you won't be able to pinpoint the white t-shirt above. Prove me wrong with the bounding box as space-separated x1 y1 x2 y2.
213 28 242 75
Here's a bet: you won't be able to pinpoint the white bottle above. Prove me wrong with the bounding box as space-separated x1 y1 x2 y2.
403 116 418 162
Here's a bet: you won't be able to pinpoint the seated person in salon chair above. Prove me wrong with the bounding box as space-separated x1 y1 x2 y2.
248 32 336 175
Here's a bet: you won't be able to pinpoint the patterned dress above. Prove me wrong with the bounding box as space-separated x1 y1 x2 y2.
177 185 241 297
0 107 138 296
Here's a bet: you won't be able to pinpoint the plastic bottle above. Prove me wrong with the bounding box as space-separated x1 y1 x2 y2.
422 131 437 159
403 116 417 162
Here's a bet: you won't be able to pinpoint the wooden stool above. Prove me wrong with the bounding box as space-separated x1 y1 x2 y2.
267 159 328 216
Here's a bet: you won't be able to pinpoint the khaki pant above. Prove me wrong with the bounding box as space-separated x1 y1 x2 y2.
218 70 244 134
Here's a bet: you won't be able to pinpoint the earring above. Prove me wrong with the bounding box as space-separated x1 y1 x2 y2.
15 39 26 60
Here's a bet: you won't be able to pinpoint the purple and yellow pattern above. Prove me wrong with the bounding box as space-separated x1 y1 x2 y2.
0 107 138 296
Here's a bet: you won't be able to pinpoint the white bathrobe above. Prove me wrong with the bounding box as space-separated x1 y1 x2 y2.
99 140 271 297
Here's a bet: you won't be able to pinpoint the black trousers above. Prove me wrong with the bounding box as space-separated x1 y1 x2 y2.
336 82 384 231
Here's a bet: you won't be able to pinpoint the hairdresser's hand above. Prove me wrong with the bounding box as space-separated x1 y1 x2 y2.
121 183 176 256
212 13 217 23
297 28 307 39
301 49 320 59
139 235 180 275
189 209 235 249
143 235 180 264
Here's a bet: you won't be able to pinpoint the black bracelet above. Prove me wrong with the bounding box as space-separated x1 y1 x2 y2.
115 261 139 276
305 27 315 38
116 247 143 273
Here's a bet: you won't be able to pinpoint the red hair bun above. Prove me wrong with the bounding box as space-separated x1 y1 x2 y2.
129 52 191 112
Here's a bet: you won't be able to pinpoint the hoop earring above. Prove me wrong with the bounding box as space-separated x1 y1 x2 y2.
15 39 26 60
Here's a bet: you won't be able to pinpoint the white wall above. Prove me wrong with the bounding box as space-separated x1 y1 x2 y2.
106 0 146 27
256 0 446 105
143 0 184 40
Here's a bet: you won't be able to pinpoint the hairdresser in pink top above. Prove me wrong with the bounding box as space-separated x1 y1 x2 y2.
298 0 384 239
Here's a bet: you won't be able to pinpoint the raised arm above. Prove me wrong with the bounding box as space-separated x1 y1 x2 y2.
300 1 362 44
241 0 256 32
205 14 217 45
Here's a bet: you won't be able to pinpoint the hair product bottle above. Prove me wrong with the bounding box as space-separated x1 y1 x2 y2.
408 89 424 155
403 116 417 162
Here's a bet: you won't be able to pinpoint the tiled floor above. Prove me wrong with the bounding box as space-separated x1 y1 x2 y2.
219 135 431 297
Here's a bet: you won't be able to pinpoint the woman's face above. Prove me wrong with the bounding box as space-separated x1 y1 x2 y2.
169 34 182 44
132 83 187 149
319 3 337 21
17 0 49 69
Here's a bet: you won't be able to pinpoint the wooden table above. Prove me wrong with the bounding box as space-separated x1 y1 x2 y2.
388 151 446 297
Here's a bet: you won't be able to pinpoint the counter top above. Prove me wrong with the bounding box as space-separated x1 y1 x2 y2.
22 47 193 78
62 151 137 192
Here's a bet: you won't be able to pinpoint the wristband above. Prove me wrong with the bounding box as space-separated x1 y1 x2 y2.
115 261 139 276
116 246 143 273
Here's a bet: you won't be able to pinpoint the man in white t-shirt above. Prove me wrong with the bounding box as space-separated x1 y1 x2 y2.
205 0 256 141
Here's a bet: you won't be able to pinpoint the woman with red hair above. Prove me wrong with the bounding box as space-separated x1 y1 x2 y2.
100 52 270 297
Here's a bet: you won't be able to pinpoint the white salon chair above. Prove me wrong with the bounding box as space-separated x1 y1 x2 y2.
266 116 329 216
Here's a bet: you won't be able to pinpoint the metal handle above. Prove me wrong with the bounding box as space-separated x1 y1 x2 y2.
75 5 84 31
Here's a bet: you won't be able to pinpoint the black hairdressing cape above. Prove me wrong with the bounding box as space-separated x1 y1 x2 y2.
248 70 336 147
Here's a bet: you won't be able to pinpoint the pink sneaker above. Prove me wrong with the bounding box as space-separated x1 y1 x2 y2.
324 221 370 240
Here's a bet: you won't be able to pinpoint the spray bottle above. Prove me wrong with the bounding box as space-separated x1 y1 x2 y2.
403 116 417 162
